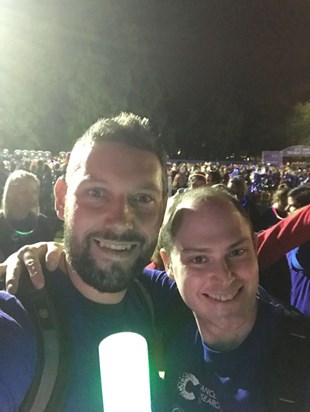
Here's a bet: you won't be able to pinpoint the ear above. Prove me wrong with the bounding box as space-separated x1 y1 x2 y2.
54 177 67 221
160 248 175 280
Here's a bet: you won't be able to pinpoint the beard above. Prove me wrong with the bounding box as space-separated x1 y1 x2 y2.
63 222 157 293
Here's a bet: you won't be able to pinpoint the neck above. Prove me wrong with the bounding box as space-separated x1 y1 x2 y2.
61 256 127 304
195 303 258 351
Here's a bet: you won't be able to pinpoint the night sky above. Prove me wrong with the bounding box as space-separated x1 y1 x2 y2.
1 0 310 159
137 0 310 157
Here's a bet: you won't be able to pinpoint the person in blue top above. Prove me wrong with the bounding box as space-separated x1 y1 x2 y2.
0 112 169 411
0 291 37 412
286 184 310 317
158 187 310 411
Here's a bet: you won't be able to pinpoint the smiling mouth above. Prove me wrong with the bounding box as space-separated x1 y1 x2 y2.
93 238 139 253
203 287 243 302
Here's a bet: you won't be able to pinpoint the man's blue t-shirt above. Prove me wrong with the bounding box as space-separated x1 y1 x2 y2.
162 299 285 411
44 268 164 411
0 291 37 412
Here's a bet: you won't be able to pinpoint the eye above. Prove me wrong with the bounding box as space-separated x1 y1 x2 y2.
229 248 246 258
191 255 207 264
131 194 154 205
87 187 106 199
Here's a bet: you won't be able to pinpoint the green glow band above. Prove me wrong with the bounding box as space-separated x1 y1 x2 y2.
14 229 34 236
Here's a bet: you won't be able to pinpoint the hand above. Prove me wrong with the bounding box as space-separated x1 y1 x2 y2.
0 242 64 294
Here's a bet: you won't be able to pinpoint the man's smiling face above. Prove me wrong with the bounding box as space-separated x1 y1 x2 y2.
57 141 166 292
165 198 259 332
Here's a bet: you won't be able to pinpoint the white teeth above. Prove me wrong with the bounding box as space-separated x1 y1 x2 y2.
207 290 239 302
96 239 136 251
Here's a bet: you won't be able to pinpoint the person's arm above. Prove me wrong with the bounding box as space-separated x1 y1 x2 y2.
257 205 310 271
0 291 37 410
0 242 64 293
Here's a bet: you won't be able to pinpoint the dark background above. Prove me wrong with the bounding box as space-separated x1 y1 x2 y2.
1 0 310 159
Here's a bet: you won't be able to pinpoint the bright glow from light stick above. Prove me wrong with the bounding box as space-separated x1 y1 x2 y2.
99 332 152 412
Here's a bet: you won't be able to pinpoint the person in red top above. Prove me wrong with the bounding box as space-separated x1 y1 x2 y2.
257 204 310 270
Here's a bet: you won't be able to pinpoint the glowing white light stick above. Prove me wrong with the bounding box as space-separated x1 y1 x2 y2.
99 332 152 412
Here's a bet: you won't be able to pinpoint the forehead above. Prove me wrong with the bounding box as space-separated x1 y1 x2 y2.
173 200 252 245
70 141 163 189
10 178 37 190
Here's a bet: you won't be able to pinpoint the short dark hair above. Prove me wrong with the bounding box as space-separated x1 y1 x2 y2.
66 112 168 194
288 184 310 208
159 187 253 254
207 170 222 184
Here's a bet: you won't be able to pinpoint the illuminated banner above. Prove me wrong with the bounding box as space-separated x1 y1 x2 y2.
281 145 310 157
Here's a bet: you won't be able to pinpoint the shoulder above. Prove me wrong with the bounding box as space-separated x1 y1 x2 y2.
0 291 37 410
257 286 310 348
258 286 308 323
139 268 182 318
267 312 310 409
0 291 29 322
141 268 176 288
0 290 36 343
257 289 310 409
140 268 177 301
140 268 193 330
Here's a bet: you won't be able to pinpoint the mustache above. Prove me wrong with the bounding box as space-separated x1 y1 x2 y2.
85 230 145 244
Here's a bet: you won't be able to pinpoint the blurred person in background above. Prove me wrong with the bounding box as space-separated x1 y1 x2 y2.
171 163 188 195
188 171 206 189
259 183 289 230
259 183 291 304
0 170 55 261
227 175 261 231
286 184 310 317
176 171 207 194
39 163 54 216
205 169 222 186
0 158 9 201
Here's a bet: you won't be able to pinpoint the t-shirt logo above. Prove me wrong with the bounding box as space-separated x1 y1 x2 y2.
177 372 221 410
178 372 199 400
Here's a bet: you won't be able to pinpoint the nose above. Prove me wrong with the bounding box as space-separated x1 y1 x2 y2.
209 259 235 287
23 191 37 204
105 197 135 233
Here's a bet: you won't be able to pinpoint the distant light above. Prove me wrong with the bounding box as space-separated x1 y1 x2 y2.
99 332 152 412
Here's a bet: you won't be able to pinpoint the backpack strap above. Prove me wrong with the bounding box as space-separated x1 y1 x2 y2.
17 271 69 412
133 278 155 325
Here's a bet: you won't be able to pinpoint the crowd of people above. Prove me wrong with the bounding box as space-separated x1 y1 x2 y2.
168 160 310 228
0 113 309 411
0 152 68 262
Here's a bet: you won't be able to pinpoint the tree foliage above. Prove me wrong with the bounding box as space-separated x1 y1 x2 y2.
287 101 310 146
